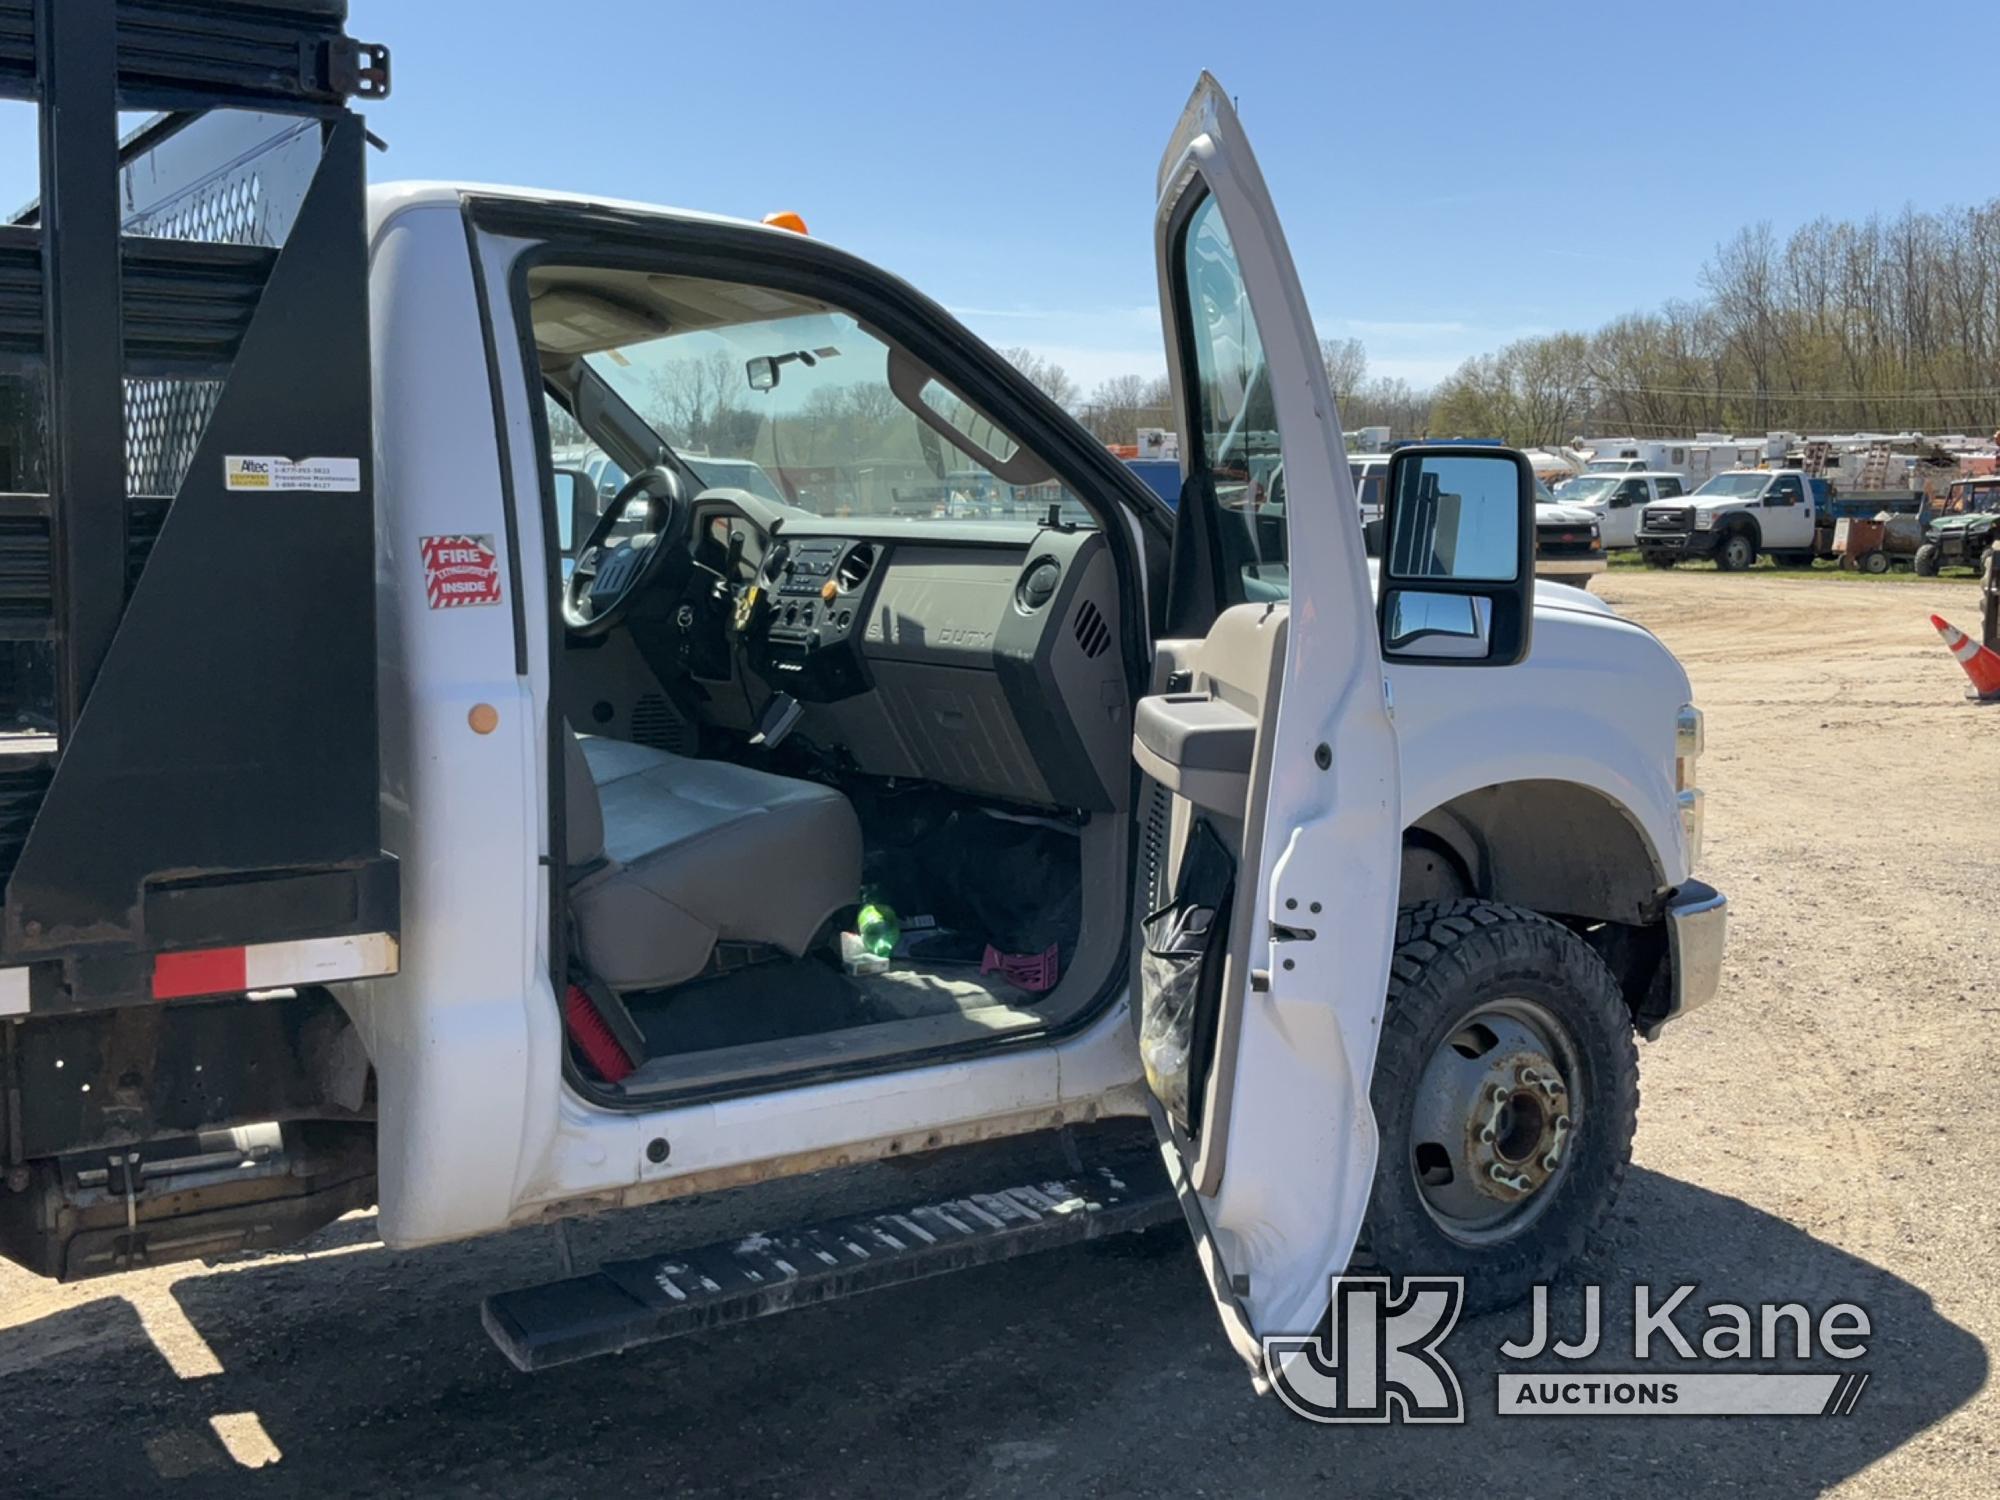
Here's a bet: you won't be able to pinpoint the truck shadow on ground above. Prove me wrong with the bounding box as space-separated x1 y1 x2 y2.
0 1165 1983 1498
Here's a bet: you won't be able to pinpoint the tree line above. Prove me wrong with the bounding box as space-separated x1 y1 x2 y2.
1003 339 1428 446
1430 200 2000 447
1012 198 2000 453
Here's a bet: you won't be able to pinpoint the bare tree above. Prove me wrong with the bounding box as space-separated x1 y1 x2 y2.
1076 373 1174 443
998 347 1080 409
1319 336 1368 406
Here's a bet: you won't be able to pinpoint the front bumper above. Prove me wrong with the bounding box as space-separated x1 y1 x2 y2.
1639 530 1719 559
1661 880 1727 1023
1534 555 1606 583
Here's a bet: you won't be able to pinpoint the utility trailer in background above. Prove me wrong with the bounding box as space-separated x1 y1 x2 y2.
0 0 396 1276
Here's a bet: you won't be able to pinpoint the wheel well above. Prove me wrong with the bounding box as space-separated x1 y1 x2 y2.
1401 781 1674 1032
1723 512 1761 545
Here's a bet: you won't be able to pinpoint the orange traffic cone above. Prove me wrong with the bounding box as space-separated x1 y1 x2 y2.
1929 614 2000 703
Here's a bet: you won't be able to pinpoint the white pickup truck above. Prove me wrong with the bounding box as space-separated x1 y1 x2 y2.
1555 471 1687 549
0 7 1725 1394
1637 468 1829 570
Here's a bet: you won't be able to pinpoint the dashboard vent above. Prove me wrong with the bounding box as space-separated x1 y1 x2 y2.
837 542 877 592
631 694 697 756
1071 598 1111 659
1140 778 1172 910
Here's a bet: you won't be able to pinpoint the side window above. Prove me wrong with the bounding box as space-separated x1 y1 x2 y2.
1767 474 1803 505
1656 477 1684 498
1178 192 1289 601
1613 479 1647 507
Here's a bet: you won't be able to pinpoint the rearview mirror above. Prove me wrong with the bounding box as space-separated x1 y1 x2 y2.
1378 445 1534 666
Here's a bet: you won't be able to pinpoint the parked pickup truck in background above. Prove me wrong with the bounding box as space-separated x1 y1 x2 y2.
1637 468 1831 571
1554 471 1686 549
1534 481 1607 587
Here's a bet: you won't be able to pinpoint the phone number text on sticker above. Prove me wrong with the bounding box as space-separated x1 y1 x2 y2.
225 455 361 492
421 534 502 609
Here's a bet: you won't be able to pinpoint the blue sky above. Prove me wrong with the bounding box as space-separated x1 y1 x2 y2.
4 0 1996 392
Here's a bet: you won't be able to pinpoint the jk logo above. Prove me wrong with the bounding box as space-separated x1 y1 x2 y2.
1265 1276 1466 1424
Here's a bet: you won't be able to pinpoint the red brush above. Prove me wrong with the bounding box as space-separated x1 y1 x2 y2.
564 983 637 1082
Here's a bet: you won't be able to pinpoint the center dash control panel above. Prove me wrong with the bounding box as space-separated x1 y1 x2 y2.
754 537 879 700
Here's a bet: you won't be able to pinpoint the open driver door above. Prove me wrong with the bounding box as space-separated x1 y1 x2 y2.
1132 74 1403 1381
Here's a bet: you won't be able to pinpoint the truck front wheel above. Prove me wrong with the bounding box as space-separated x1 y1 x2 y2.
1354 900 1639 1315
1716 531 1757 571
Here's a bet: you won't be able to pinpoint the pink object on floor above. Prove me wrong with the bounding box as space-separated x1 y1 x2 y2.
980 942 1061 994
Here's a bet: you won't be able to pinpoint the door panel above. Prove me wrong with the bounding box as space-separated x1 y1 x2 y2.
1140 73 1401 1375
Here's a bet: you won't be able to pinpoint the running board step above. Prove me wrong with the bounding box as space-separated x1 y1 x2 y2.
482 1151 1175 1372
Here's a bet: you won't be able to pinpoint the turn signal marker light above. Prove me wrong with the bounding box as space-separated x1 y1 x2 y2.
763 211 809 235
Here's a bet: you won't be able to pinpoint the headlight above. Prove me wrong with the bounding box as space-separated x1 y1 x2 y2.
1676 704 1704 867
1694 513 1715 530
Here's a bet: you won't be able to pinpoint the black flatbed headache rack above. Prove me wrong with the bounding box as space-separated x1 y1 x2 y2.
0 0 395 1014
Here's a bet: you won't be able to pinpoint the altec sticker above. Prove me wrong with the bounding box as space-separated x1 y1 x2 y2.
225 455 362 492
421 534 503 609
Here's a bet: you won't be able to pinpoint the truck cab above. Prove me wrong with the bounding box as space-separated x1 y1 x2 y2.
0 8 1726 1389
1555 471 1685 549
1637 468 1825 570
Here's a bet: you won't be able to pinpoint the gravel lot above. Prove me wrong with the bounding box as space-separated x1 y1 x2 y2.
1 570 1995 1497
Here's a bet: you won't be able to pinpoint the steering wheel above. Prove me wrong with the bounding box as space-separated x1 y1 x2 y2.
563 466 688 638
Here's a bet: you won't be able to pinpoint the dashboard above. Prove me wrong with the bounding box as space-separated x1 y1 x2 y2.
680 488 1130 812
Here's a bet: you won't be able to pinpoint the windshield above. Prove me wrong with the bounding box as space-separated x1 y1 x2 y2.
574 283 1092 528
1692 472 1771 499
1953 482 2000 513
1558 476 1619 503
1585 460 1634 473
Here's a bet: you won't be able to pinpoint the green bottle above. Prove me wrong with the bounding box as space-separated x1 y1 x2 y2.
857 901 900 959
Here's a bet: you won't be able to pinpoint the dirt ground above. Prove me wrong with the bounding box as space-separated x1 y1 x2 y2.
2 571 1996 1498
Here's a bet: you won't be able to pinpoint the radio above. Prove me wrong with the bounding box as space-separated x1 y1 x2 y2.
754 538 880 701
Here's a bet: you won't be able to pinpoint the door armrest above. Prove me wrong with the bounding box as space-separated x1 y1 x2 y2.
1132 692 1255 815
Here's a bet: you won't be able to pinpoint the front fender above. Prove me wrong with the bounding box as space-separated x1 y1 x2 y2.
1386 611 1690 890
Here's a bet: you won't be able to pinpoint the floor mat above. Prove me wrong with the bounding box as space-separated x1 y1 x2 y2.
626 958 1025 1056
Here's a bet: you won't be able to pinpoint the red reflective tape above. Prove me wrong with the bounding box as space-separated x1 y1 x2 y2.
153 947 247 1000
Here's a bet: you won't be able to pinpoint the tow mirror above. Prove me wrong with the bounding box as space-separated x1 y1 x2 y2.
551 467 595 556
1377 445 1534 666
746 356 779 393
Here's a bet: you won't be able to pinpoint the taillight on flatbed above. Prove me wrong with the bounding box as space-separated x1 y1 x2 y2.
151 933 399 1001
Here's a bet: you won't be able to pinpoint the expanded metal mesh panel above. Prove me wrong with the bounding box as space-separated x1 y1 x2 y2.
128 167 269 245
122 113 317 499
124 376 222 499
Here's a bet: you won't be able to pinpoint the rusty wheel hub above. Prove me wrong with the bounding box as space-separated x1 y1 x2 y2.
1411 1000 1581 1244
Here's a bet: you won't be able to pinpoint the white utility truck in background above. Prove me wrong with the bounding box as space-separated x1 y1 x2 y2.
1636 468 1829 570
0 3 1725 1386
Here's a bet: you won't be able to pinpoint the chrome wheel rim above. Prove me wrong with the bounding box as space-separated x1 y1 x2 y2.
1409 997 1582 1245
